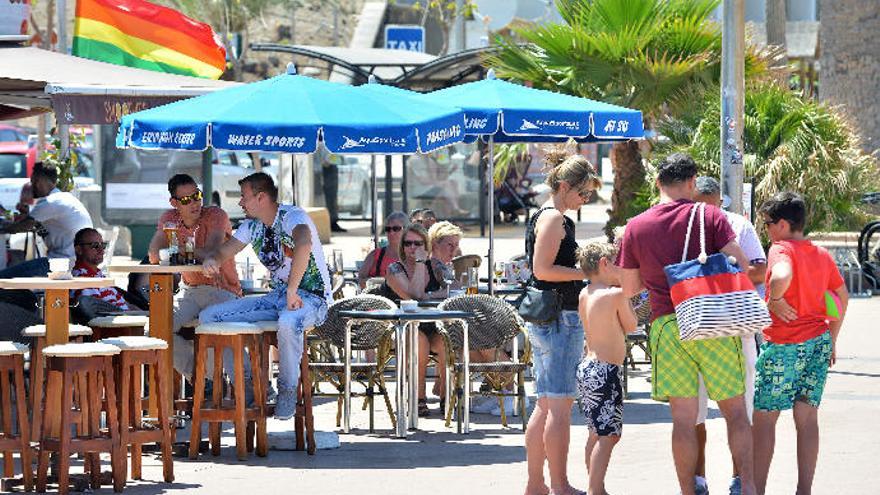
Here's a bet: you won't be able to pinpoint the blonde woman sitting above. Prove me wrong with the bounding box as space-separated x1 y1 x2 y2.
383 223 449 417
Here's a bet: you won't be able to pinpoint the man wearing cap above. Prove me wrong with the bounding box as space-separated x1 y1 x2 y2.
691 176 767 495
148 173 242 382
618 154 757 495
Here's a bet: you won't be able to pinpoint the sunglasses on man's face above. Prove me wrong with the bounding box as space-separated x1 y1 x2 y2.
402 240 424 248
174 190 203 205
384 225 403 233
77 241 109 251
763 218 779 226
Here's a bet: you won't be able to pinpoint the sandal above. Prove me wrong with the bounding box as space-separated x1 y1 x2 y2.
417 398 430 417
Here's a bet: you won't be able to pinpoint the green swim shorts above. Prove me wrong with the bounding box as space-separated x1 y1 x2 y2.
754 330 832 411
649 314 745 402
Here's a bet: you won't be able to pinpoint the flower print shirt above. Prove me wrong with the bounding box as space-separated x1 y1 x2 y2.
233 205 332 305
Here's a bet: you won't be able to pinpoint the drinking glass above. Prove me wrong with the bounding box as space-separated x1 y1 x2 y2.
494 261 505 284
163 221 178 246
466 266 479 295
443 265 456 298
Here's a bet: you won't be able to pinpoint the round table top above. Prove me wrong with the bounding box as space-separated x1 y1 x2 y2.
339 308 474 322
107 264 205 274
479 284 525 296
0 277 116 290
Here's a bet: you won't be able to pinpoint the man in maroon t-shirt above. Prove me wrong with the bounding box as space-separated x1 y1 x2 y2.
618 154 756 495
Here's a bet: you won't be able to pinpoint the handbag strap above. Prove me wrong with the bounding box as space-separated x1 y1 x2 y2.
680 202 707 263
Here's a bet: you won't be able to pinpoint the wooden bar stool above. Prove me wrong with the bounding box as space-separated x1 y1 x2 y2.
21 324 93 441
87 315 149 341
258 322 316 455
36 343 124 494
0 342 32 491
189 322 267 461
99 336 174 484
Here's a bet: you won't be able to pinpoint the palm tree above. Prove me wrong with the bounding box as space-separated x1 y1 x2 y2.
657 82 879 232
485 0 771 232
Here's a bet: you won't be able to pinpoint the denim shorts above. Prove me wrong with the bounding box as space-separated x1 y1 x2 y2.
527 310 584 399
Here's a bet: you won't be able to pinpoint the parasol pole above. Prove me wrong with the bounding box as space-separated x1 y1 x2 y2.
371 155 378 249
487 136 495 295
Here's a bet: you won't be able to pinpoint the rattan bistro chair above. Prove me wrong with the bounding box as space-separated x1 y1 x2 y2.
438 294 531 430
308 295 397 433
624 291 653 397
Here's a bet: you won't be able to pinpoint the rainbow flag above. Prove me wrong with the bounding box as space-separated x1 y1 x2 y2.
73 0 227 79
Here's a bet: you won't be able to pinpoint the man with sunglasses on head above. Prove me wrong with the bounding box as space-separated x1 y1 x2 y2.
200 172 331 420
148 174 242 383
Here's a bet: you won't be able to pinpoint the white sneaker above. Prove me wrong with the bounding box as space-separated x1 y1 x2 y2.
490 396 519 417
470 396 497 414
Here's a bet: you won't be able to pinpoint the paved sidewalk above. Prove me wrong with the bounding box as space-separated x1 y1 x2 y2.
112 297 880 495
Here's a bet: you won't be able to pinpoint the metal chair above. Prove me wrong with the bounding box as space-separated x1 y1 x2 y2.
308 295 397 433
438 294 531 430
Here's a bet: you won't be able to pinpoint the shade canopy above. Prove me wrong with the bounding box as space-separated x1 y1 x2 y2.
423 70 644 141
116 67 466 154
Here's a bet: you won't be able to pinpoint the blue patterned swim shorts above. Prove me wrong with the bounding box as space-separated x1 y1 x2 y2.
576 358 623 436
754 331 832 411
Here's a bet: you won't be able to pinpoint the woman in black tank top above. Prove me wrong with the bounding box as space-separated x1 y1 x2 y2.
383 223 448 418
523 150 602 495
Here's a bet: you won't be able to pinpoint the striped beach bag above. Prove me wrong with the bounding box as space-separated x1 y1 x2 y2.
663 202 771 341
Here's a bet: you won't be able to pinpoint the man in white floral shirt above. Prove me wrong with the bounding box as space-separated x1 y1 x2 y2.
200 172 331 419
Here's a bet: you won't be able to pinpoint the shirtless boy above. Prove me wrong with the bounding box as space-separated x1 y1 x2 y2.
575 241 638 495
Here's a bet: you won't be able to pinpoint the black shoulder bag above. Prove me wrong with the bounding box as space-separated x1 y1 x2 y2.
517 208 561 325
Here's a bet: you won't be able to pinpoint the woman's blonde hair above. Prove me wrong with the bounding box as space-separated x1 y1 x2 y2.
427 221 463 245
543 146 602 193
397 223 431 263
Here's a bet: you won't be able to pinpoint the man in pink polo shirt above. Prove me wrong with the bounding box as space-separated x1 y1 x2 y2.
148 174 242 382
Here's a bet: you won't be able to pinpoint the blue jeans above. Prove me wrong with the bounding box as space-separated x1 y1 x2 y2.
199 287 328 394
527 310 584 399
0 258 49 279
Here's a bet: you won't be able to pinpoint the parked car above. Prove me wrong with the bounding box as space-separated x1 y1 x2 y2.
0 125 29 143
337 155 372 216
103 138 277 221
210 150 278 218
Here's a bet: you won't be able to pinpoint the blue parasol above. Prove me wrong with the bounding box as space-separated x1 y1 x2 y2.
424 70 644 293
116 65 466 155
116 64 467 247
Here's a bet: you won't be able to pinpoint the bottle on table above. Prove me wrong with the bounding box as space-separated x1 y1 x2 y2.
169 230 180 265
185 235 196 265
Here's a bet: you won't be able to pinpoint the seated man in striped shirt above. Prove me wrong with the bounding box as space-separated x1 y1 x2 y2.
70 227 144 320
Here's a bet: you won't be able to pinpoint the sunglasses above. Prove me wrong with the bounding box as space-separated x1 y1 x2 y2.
762 218 779 226
174 190 203 205
578 189 593 200
402 240 424 248
384 225 403 233
77 241 109 250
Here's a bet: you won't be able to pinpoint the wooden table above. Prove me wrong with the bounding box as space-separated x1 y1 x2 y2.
0 277 115 345
107 264 204 411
